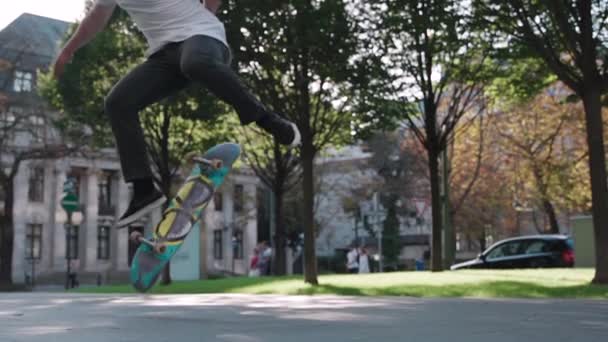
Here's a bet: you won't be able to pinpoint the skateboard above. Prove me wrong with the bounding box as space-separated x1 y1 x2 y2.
129 143 241 292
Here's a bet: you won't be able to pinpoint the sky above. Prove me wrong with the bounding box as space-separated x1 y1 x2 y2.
0 0 86 30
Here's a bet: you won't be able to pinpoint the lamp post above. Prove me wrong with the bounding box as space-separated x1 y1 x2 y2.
58 178 82 290
367 193 386 273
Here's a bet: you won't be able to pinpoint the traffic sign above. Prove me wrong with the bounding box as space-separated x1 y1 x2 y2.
61 193 79 213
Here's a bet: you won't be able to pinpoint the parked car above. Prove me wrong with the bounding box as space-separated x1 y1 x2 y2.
450 234 574 270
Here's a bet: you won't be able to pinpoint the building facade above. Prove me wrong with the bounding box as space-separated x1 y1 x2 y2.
314 145 432 269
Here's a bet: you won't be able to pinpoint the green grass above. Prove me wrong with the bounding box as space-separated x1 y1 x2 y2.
76 269 608 299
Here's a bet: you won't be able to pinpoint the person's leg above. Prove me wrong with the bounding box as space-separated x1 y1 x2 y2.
105 45 190 226
178 35 300 146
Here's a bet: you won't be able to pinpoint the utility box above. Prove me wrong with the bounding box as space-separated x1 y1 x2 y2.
571 215 596 268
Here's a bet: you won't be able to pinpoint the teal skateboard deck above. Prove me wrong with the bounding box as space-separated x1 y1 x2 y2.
130 143 241 292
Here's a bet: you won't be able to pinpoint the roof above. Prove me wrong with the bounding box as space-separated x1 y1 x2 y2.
498 234 570 243
0 13 71 58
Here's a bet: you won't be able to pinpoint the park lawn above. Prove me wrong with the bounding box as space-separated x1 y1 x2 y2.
77 268 608 299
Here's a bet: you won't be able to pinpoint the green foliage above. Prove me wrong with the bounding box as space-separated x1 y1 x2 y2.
474 0 608 92
77 269 606 299
221 0 359 150
355 0 496 139
486 57 556 109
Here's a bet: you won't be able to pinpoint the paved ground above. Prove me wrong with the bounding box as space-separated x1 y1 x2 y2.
0 293 607 342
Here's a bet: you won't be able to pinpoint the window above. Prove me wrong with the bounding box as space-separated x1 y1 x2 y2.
66 225 79 259
524 240 547 254
214 192 223 211
234 184 244 212
98 170 115 215
1 107 22 142
13 71 33 92
25 224 42 260
29 115 46 144
233 230 243 260
486 241 523 260
0 109 16 125
28 167 45 202
213 229 223 260
97 225 110 260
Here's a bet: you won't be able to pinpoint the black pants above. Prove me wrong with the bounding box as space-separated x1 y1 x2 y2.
105 35 269 182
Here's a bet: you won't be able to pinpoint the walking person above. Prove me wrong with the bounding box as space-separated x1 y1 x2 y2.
358 247 370 274
249 247 260 277
346 245 359 274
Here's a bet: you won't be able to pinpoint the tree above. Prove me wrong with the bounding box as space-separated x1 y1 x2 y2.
222 0 359 284
358 0 494 271
236 127 300 275
41 8 231 285
475 0 608 284
450 112 514 251
494 88 589 234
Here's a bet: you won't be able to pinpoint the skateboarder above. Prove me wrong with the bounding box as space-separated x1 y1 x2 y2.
53 0 301 227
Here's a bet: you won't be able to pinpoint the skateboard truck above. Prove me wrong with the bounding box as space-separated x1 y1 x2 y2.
130 231 167 254
192 156 223 169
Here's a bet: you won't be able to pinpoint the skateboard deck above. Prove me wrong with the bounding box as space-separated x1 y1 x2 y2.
130 143 241 292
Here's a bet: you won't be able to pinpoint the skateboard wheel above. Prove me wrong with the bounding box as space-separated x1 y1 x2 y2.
154 243 167 254
130 231 142 243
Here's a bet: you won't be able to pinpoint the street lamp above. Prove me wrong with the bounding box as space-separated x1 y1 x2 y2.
56 210 83 289
366 192 386 272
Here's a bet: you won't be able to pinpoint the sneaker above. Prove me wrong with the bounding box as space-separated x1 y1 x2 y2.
256 113 301 147
116 189 166 228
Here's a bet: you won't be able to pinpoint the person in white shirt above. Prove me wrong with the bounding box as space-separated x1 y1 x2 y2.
53 0 301 228
346 246 359 274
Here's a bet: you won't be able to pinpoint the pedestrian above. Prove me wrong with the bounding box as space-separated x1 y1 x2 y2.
256 241 272 276
358 247 370 274
249 247 260 277
53 0 301 228
69 259 80 288
346 245 359 274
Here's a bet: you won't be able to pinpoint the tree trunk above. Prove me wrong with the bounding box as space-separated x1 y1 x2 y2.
0 180 14 285
532 210 543 233
541 198 559 234
273 185 286 276
160 179 172 285
581 88 608 284
428 148 443 271
532 165 559 234
301 139 318 285
478 228 486 252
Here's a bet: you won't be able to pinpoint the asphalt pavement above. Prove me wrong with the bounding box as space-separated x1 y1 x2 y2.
1 292 607 342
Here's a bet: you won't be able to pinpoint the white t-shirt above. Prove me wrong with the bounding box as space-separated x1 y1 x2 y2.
346 249 359 270
96 0 228 56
